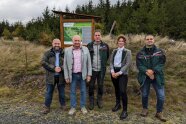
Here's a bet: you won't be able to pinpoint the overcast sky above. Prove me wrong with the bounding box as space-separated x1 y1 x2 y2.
0 0 117 24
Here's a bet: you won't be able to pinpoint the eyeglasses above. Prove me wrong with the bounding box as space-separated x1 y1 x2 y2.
146 38 153 40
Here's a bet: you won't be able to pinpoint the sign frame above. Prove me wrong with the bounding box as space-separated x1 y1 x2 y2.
60 17 95 48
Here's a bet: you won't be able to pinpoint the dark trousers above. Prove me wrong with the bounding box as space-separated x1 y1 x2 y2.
111 68 128 111
89 71 103 102
45 76 65 107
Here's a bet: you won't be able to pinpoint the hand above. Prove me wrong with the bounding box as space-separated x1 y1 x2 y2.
111 72 117 79
149 74 155 80
86 76 91 82
146 69 155 80
55 67 61 73
65 79 70 84
115 72 121 77
146 69 154 75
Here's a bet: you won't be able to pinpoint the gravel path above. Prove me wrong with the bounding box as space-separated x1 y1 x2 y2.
0 102 185 124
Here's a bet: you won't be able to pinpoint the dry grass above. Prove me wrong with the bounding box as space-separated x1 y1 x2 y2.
0 86 16 97
103 34 186 112
0 40 47 85
0 36 185 123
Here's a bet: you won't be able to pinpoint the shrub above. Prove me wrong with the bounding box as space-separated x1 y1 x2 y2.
2 28 13 40
39 32 54 46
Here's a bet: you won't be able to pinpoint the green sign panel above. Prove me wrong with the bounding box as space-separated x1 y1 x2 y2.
64 22 92 44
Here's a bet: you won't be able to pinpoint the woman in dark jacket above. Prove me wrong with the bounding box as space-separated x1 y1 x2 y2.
110 35 132 120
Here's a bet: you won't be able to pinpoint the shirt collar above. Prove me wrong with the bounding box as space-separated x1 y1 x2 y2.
117 46 124 51
93 41 101 45
72 46 82 50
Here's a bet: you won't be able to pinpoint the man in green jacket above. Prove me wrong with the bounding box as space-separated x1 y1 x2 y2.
41 39 65 114
136 35 166 122
87 30 109 110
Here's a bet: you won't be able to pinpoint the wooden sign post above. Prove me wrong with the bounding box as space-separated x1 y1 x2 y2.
53 11 101 48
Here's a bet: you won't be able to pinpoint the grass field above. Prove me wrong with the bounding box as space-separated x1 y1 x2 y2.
0 35 185 123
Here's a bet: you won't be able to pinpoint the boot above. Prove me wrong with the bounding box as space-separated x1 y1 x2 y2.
42 106 50 114
97 97 103 109
120 110 128 120
112 103 121 112
89 102 94 110
89 97 94 110
155 112 167 122
60 105 66 111
140 108 148 117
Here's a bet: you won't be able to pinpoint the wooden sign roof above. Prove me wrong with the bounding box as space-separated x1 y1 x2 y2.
52 10 101 20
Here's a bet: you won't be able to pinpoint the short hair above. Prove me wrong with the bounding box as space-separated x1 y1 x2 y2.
52 38 61 43
117 34 127 44
72 35 81 41
145 34 154 39
94 29 102 34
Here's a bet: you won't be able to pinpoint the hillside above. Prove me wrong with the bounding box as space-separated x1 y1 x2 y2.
0 35 185 124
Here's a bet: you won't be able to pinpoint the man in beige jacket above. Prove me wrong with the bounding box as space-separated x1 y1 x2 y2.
64 35 92 115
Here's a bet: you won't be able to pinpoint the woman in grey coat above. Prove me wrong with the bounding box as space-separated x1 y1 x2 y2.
110 35 132 120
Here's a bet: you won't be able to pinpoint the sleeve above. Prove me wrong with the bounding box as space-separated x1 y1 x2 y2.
120 50 132 73
41 51 55 72
63 49 69 79
60 50 64 71
87 48 92 76
136 52 148 74
110 50 115 73
153 50 166 74
106 44 110 60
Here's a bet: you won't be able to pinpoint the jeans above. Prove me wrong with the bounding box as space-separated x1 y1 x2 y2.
45 77 65 107
141 77 165 113
70 73 86 108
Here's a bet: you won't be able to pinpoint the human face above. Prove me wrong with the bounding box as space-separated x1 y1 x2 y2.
94 32 101 42
73 35 81 48
117 38 125 48
145 35 155 46
52 39 61 51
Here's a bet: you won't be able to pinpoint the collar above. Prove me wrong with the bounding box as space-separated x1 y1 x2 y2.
51 48 62 53
93 41 101 45
72 45 82 50
117 46 124 51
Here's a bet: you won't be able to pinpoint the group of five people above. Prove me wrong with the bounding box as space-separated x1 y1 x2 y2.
41 30 166 122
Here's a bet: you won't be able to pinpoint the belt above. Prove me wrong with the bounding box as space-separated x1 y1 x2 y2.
114 67 121 69
72 72 82 74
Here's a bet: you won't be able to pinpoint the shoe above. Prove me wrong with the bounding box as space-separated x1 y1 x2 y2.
112 104 121 112
155 112 167 122
97 97 103 109
60 105 66 111
89 102 94 110
42 106 50 114
140 108 148 117
81 107 88 114
68 108 76 115
120 111 128 120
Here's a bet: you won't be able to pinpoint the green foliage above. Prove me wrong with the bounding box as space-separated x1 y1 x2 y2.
2 28 12 40
39 31 54 46
12 22 26 39
74 0 185 40
95 23 104 31
0 20 10 37
24 6 60 45
0 0 185 41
